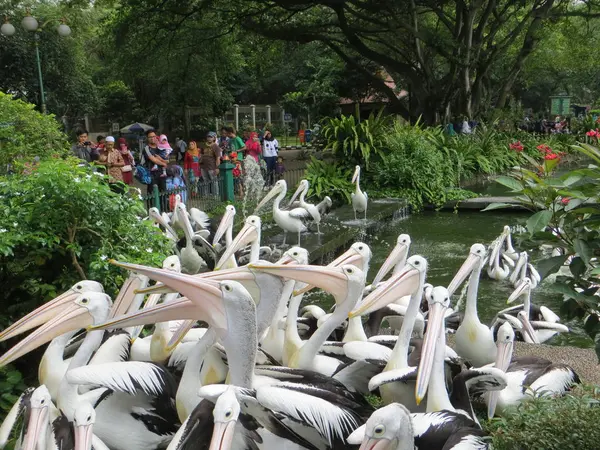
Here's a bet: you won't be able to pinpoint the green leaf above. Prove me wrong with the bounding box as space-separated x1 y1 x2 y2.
481 202 514 212
536 254 568 279
570 257 586 278
574 239 592 266
494 175 523 192
526 210 552 236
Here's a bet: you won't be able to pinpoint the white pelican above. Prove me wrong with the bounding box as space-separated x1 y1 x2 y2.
371 234 411 289
212 204 237 269
176 203 207 274
0 293 180 450
215 215 261 269
73 402 111 450
448 244 497 367
256 180 310 246
347 402 489 450
316 196 333 216
502 225 519 261
486 321 580 418
288 179 323 234
148 207 178 242
351 165 368 220
487 237 511 280
353 256 427 411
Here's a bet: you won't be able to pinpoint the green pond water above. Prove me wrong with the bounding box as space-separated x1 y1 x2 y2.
303 207 592 349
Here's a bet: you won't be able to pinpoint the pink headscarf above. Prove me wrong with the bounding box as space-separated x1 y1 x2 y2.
157 134 172 150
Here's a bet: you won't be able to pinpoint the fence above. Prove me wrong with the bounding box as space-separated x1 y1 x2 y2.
283 168 306 188
143 177 222 213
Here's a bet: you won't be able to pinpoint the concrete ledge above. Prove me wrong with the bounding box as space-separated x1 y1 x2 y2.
428 196 528 211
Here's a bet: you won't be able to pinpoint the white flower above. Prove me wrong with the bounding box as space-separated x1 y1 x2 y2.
0 228 7 233
73 177 81 183
146 248 153 253
100 255 107 261
92 172 103 177
13 222 17 227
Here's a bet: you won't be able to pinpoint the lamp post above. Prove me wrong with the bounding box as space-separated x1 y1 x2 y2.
1 13 71 114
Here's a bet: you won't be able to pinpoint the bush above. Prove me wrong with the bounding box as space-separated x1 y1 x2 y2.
0 159 171 320
305 156 354 204
484 385 600 450
0 92 69 169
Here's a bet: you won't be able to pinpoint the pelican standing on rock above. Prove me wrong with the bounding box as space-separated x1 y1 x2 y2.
288 179 323 234
351 165 368 220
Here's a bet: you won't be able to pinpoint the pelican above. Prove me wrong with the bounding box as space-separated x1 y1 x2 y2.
256 180 310 246
486 321 580 418
148 207 178 242
176 203 207 274
288 179 323 234
347 402 489 450
351 165 368 220
316 196 333 217
448 244 497 367
502 225 519 261
215 215 262 269
73 403 111 450
509 251 541 288
212 204 237 269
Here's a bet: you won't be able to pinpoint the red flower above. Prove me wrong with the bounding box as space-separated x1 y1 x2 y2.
586 129 598 137
509 141 524 152
537 144 552 154
544 153 559 160
561 197 570 205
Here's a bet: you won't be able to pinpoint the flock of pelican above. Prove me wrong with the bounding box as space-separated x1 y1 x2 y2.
0 186 582 450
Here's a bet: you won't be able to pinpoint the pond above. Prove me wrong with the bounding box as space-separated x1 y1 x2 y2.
302 208 592 349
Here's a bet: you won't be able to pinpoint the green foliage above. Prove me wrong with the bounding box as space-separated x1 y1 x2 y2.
0 92 69 168
305 156 353 204
484 385 600 450
0 159 171 322
485 142 600 358
98 81 142 125
321 110 388 168
0 366 26 419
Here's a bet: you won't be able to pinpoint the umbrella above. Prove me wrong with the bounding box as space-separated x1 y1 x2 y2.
120 123 154 134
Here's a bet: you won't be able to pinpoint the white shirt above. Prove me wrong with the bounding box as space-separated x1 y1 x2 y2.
263 139 279 157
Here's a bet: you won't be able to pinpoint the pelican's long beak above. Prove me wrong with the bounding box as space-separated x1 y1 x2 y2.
510 253 527 284
216 223 258 270
517 312 539 344
275 253 297 265
447 253 479 297
294 247 362 296
150 208 177 239
349 265 420 318
249 264 349 303
134 284 173 295
351 167 359 184
0 288 82 342
209 421 237 450
508 279 529 304
372 243 408 286
22 405 49 450
130 293 163 341
359 438 396 450
213 208 235 246
110 273 149 319
415 300 448 404
288 183 303 206
488 339 513 418
256 185 280 211
74 423 94 450
167 319 197 350
0 301 94 367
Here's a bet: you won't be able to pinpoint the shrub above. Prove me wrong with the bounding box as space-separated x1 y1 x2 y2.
0 159 171 320
305 156 354 204
0 92 69 169
484 385 600 450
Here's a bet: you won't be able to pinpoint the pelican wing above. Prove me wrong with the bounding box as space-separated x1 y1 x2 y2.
368 367 417 391
89 330 131 365
333 359 385 395
539 305 560 323
66 361 176 398
189 208 211 230
256 383 361 446
342 341 391 362
0 387 33 447
460 367 508 396
167 399 214 450
167 341 196 369
288 207 312 220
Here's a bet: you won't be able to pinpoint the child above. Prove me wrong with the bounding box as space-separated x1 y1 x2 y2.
166 165 187 207
275 155 285 181
156 134 172 177
231 152 244 196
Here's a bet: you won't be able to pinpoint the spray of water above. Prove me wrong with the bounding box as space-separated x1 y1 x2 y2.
241 157 265 219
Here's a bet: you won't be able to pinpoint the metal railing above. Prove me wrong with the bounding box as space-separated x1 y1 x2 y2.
143 177 222 213
283 168 306 188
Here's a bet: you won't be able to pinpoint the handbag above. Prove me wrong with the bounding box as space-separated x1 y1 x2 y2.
122 165 132 172
134 165 152 184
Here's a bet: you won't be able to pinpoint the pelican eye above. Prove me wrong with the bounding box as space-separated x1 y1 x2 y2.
224 284 232 292
87 415 91 422
374 424 385 436
40 399 45 404
76 285 82 290
346 268 353 274
414 261 420 266
225 409 232 418
81 298 89 304
170 263 175 267
358 246 363 250
293 252 298 256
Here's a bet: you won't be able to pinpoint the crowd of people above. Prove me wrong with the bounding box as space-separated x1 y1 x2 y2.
69 125 286 205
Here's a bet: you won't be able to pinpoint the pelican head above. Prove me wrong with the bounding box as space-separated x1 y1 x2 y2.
347 403 414 450
73 403 96 450
110 272 149 318
288 179 309 205
213 205 236 246
415 286 451 403
447 243 486 296
216 215 261 269
209 387 241 450
256 180 286 211
0 280 104 342
487 321 515 418
0 292 112 368
372 234 411 286
162 255 181 272
277 247 309 265
351 165 361 184
349 255 426 318
516 310 539 344
508 277 532 304
22 385 52 450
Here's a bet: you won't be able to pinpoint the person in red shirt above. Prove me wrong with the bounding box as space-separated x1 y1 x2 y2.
245 132 262 162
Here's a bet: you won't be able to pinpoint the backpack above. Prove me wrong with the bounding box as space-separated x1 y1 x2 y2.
134 165 152 184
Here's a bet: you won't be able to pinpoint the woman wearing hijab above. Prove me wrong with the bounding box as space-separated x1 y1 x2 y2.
245 131 262 162
184 140 201 185
118 137 135 185
98 136 125 193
